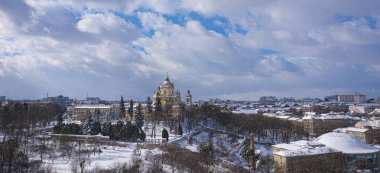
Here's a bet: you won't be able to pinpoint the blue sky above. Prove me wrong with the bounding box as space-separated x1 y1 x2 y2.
0 0 380 101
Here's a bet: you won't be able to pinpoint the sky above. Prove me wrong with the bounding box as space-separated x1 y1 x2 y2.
0 0 380 101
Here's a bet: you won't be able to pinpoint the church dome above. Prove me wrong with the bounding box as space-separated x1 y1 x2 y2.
160 74 174 87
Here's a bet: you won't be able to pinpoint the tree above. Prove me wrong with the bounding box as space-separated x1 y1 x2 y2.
178 123 183 136
101 122 112 136
53 113 64 134
139 130 146 141
135 103 144 129
94 108 102 121
128 99 134 120
198 142 215 170
93 121 101 135
82 115 95 135
162 128 169 142
146 97 152 115
119 95 126 120
152 96 162 138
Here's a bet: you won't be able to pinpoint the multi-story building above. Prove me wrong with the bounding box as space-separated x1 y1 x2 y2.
325 93 366 103
42 95 72 107
71 104 119 121
315 132 380 170
0 96 5 102
302 113 359 136
273 140 346 173
335 120 380 144
274 132 380 172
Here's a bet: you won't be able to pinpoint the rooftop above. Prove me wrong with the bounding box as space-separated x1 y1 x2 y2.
314 132 380 154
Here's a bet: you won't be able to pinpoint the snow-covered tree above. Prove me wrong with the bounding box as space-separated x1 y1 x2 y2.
82 115 95 135
128 99 134 120
146 97 152 114
119 95 126 120
135 103 144 129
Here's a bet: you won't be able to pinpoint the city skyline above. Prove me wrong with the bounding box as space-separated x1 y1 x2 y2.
1 1 380 100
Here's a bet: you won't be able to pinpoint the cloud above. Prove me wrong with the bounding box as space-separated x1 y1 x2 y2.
0 0 380 100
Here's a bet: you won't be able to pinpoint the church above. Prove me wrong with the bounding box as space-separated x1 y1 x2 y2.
153 74 192 109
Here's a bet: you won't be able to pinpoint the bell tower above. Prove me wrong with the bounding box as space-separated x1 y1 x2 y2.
185 89 192 107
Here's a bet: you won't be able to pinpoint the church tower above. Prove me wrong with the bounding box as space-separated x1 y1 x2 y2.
185 89 192 107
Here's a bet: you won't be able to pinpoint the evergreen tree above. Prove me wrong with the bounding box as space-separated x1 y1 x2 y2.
241 144 255 165
198 142 215 159
53 113 64 134
162 128 169 142
139 130 146 141
178 123 183 136
146 97 152 114
82 115 95 135
94 108 102 121
119 95 126 120
135 103 144 129
93 121 101 135
155 96 162 112
101 122 112 136
128 99 134 120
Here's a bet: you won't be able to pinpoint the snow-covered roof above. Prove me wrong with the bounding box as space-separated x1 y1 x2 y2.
288 117 300 121
302 114 359 120
275 147 338 157
273 140 338 157
314 132 380 154
334 127 369 133
74 104 113 109
273 140 323 151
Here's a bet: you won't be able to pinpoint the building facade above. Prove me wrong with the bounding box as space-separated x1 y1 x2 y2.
153 75 181 108
273 140 346 173
71 104 119 121
153 74 192 109
302 114 359 136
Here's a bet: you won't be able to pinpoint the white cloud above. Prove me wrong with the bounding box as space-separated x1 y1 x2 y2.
0 0 380 100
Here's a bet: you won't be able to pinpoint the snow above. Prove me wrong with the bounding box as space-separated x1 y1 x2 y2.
334 127 368 133
273 140 338 157
275 147 338 157
314 132 380 154
38 143 164 173
302 113 359 120
232 109 258 114
73 104 113 109
273 140 324 151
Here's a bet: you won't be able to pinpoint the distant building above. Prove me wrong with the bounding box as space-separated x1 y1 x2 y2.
279 97 296 102
0 96 5 102
325 93 366 103
273 140 346 173
153 74 181 108
42 95 72 107
259 96 278 104
185 89 192 107
153 74 192 111
302 97 322 103
349 105 376 115
302 113 359 136
85 97 101 104
71 104 119 121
